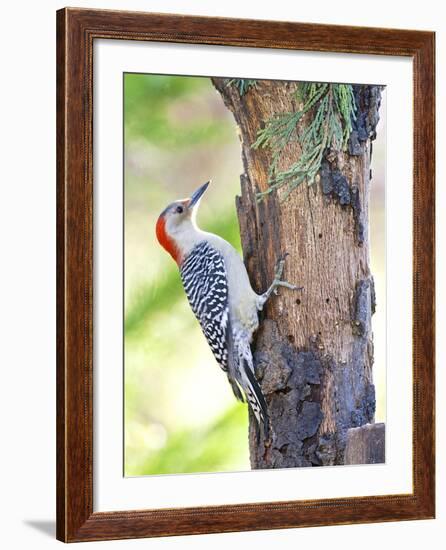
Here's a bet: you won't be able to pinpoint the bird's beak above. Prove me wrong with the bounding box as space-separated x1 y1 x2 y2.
189 181 210 208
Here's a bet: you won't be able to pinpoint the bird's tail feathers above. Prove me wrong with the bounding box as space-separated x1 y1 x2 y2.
226 319 245 403
227 318 269 437
241 358 270 438
227 375 245 402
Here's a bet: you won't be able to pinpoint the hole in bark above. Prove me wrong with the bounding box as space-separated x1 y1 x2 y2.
287 334 295 343
318 331 322 336
296 298 301 305
326 298 330 303
318 233 323 238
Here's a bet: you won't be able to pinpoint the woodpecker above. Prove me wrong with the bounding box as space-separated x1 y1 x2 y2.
156 181 300 437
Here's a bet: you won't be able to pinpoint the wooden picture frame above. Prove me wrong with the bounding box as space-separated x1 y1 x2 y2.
56 7 435 542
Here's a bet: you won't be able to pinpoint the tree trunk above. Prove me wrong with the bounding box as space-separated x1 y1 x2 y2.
212 78 382 468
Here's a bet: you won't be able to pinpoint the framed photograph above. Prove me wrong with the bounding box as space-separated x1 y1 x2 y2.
56 7 435 542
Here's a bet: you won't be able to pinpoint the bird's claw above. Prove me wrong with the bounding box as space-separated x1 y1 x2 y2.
259 254 304 310
273 253 303 292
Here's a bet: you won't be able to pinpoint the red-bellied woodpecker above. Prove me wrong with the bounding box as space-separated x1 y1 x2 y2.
156 181 300 437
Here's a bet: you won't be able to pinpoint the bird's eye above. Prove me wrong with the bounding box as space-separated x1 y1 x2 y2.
176 206 184 214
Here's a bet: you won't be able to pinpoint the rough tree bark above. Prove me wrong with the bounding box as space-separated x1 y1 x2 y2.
212 78 382 468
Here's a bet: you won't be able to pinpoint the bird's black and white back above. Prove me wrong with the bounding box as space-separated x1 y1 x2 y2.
180 240 269 435
180 241 229 369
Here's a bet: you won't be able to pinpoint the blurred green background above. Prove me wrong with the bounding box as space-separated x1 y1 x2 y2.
124 74 386 477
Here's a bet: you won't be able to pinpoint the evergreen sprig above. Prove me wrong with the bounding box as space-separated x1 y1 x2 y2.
226 79 258 96
253 83 356 200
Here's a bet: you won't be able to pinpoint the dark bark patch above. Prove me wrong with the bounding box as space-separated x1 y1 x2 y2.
250 320 325 468
321 162 366 245
321 161 351 205
348 85 383 155
350 183 365 245
299 353 321 384
351 383 376 427
296 401 323 440
370 277 377 314
352 278 375 337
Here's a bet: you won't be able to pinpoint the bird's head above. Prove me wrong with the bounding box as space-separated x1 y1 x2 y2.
155 181 210 264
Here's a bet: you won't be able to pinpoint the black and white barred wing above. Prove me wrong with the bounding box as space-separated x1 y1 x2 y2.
180 241 229 370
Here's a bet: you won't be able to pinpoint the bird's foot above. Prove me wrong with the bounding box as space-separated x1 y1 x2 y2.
258 253 303 310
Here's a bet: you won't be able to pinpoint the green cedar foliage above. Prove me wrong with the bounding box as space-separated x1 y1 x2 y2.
227 79 258 96
253 83 357 200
